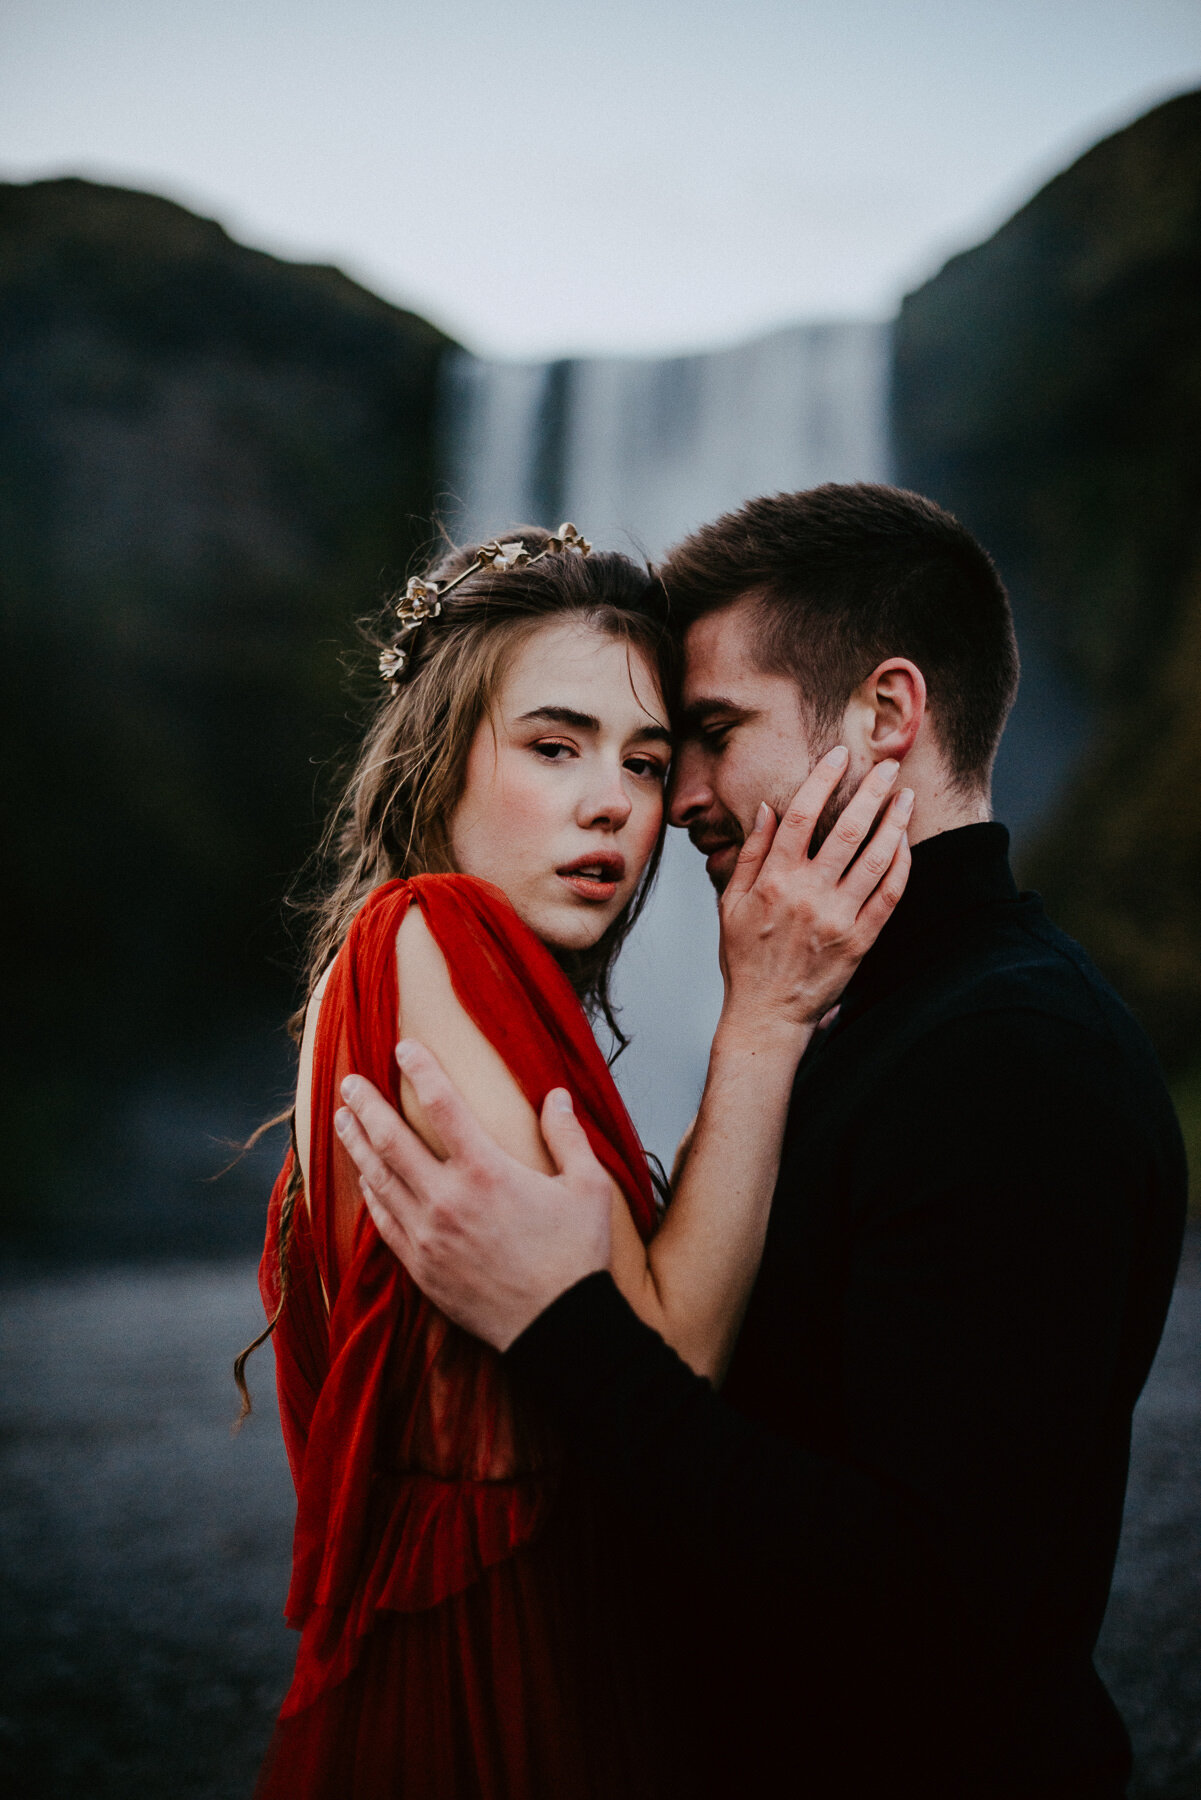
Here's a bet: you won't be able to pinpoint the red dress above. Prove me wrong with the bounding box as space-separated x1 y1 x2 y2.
255 875 679 1799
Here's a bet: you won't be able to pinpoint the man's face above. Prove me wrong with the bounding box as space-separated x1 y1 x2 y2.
670 596 849 891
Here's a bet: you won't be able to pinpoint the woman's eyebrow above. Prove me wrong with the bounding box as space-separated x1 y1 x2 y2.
516 706 672 745
516 705 601 731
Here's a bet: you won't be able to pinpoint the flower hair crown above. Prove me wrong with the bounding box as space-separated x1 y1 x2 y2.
379 522 592 686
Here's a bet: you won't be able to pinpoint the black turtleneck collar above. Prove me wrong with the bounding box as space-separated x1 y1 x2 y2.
835 821 1020 1025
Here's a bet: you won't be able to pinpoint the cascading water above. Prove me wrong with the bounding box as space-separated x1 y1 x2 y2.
438 321 892 1170
442 321 891 556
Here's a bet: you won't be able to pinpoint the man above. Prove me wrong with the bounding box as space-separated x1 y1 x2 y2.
336 485 1185 1797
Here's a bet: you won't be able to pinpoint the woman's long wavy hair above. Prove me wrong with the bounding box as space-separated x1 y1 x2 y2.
234 528 677 1417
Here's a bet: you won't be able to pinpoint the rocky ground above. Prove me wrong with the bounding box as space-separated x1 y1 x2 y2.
0 1235 1197 1799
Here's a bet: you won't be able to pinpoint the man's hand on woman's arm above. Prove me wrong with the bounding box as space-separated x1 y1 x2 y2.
335 1051 610 1351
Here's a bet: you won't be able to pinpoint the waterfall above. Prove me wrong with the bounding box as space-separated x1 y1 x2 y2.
439 321 892 1170
442 321 890 557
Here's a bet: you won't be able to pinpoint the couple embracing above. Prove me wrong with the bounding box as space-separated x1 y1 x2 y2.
243 483 1185 1799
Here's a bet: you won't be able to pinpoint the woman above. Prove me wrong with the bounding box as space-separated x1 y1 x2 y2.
241 525 910 1799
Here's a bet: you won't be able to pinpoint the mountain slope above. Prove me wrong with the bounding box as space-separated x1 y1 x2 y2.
0 178 452 1226
893 89 1201 1076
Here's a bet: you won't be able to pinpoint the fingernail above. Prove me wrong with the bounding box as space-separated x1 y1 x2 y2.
340 1075 363 1103
896 787 915 818
549 1088 574 1114
755 801 771 831
877 759 900 781
823 745 849 768
334 1107 352 1135
395 1039 414 1069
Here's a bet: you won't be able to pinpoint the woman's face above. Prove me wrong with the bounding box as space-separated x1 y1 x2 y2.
450 619 671 951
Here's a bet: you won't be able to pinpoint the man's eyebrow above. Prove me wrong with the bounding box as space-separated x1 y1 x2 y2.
678 696 746 730
517 705 672 745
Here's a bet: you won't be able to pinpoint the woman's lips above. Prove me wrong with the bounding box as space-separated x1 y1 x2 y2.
558 873 619 902
556 854 625 903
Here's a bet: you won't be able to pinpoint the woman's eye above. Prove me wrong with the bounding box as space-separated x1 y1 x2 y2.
533 740 575 761
626 756 669 782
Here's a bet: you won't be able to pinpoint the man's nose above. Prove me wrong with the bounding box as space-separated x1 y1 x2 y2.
668 743 713 828
578 762 633 828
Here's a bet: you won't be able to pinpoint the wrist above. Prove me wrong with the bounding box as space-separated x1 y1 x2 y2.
711 1008 814 1065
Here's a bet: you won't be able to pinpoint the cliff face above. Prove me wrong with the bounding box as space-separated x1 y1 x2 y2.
893 89 1201 1075
0 178 451 1225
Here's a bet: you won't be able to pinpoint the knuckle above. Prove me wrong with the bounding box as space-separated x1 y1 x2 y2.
462 1150 492 1187
358 1146 386 1188
817 895 850 929
378 1150 406 1191
367 1110 396 1151
427 1194 459 1237
425 1081 454 1118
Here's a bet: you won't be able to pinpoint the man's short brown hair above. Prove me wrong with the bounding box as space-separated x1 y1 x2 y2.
661 483 1019 788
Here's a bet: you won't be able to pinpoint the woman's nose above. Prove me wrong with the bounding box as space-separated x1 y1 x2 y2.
578 763 633 829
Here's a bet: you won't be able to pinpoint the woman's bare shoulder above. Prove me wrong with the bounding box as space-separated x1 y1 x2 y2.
392 906 635 1253
393 904 555 1172
394 901 455 1008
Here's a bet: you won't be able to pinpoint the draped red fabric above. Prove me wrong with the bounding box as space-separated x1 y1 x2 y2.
254 875 672 1799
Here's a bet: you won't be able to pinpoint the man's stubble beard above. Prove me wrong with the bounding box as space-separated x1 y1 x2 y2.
704 761 857 894
757 764 857 863
809 763 858 854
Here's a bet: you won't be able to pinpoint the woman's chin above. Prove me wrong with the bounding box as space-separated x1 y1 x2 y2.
520 899 616 954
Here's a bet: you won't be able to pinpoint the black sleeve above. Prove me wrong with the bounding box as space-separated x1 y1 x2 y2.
507 1267 939 1630
506 1009 1146 1649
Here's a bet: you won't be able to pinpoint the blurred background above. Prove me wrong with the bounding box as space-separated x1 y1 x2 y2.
1 3 1199 1796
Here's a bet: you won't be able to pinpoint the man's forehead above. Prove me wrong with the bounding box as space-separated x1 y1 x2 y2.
680 595 778 703
681 595 757 671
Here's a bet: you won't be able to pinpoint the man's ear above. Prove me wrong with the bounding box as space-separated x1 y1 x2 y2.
855 659 927 763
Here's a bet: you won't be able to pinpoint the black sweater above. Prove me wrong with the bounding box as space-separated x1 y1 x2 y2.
507 825 1186 1799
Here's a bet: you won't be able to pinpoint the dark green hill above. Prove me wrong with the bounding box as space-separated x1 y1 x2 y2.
0 178 452 1234
893 90 1201 1101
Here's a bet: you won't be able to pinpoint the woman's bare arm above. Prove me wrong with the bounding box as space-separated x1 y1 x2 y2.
392 908 767 1372
393 907 561 1181
607 1013 806 1381
295 967 334 1202
394 903 795 1381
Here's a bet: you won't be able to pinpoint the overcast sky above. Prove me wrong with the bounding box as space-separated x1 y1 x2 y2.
2 0 1198 358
